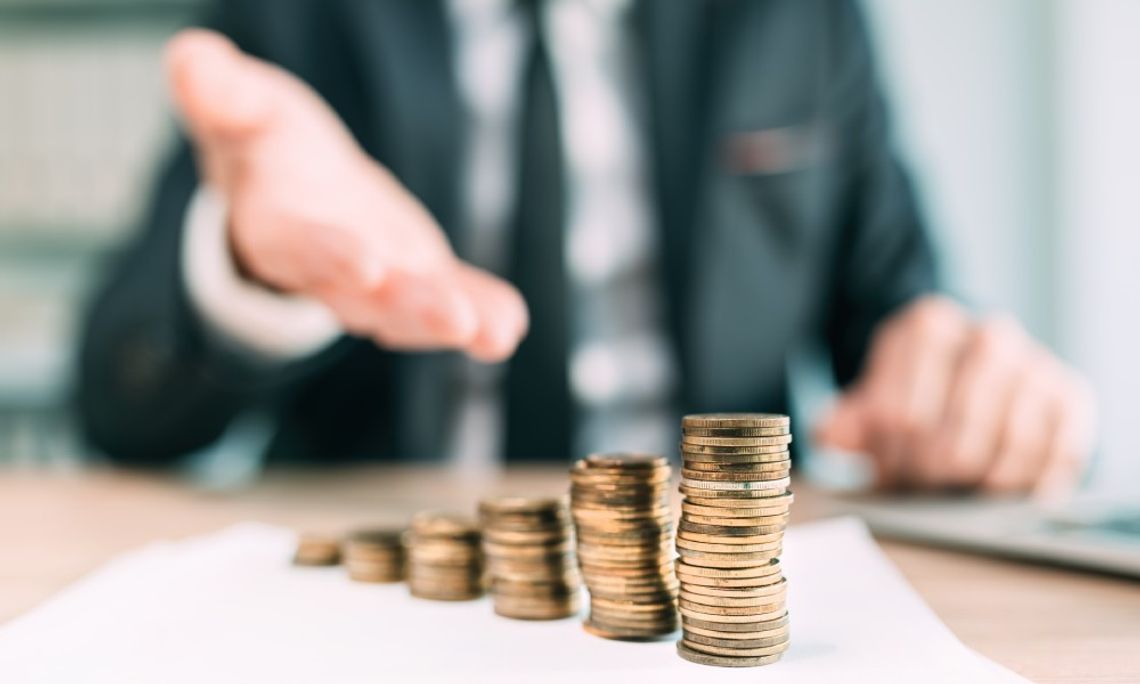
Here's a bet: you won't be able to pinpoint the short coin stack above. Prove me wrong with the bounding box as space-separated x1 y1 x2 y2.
292 532 342 567
343 528 406 583
407 512 484 601
675 413 794 667
479 496 581 619
570 453 679 640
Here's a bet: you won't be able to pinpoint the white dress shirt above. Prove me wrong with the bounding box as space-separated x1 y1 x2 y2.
181 0 676 465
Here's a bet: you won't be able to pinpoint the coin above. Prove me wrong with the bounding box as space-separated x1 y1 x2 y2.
681 477 791 492
684 625 790 645
680 434 792 447
676 640 784 667
293 532 342 567
682 444 791 458
683 638 789 658
679 588 787 608
682 413 790 429
681 612 789 632
682 578 786 598
682 425 789 437
681 468 791 483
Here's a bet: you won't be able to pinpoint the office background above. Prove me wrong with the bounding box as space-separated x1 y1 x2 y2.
0 0 1136 493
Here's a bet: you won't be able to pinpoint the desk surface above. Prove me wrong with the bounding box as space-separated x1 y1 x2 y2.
1 467 1137 683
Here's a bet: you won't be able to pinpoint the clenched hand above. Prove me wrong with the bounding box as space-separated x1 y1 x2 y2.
816 296 1097 496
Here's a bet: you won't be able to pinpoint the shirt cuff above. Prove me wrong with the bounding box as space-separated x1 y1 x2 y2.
180 187 343 361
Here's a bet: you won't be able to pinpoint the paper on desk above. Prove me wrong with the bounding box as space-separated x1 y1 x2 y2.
0 517 1027 684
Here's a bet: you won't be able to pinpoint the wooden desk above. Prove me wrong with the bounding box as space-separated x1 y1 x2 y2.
1 467 1137 683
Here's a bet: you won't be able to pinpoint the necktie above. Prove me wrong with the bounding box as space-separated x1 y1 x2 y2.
504 0 572 461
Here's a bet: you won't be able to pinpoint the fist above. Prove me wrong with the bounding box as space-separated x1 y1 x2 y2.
164 30 527 362
816 296 1097 496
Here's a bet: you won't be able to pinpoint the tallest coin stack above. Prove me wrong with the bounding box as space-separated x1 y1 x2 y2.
675 413 795 668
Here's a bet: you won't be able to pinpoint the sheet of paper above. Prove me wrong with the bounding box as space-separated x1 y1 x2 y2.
0 517 1027 683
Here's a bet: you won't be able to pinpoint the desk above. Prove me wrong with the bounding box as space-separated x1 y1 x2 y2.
1 467 1137 683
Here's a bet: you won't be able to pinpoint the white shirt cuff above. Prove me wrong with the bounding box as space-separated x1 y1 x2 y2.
181 187 343 360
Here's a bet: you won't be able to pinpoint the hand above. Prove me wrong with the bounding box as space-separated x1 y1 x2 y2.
816 296 1097 496
164 30 527 362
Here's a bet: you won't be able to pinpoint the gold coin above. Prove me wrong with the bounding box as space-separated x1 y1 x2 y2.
681 468 791 483
674 558 781 578
679 588 786 609
680 578 786 597
583 619 676 641
681 449 791 462
675 640 785 667
676 547 782 567
683 426 788 437
681 477 790 492
676 529 784 546
681 434 792 447
681 490 794 507
684 514 788 528
682 413 790 429
584 452 670 470
680 485 789 501
682 638 789 658
479 495 568 516
293 533 342 566
682 612 789 632
679 600 787 619
411 512 480 538
682 458 790 472
680 443 790 456
679 521 785 536
683 625 789 645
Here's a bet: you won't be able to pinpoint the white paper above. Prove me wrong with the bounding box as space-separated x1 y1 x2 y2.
0 518 1027 683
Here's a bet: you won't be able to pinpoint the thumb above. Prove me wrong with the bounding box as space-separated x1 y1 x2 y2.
165 29 276 146
815 389 871 453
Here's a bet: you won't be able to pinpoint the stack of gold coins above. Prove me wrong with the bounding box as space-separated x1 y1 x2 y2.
479 496 581 620
343 528 406 583
407 512 484 601
570 453 678 640
675 413 794 667
292 532 342 567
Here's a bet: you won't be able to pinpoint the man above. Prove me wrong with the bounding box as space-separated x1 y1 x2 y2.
78 0 1095 494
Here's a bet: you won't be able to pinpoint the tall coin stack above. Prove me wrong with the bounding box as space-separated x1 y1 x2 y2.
343 528 406 583
479 496 581 620
570 453 679 640
675 413 794 668
407 512 484 601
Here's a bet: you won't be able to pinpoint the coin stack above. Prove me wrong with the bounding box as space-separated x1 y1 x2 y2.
407 512 484 601
675 413 794 668
343 528 406 583
292 532 342 567
570 453 679 640
479 496 581 620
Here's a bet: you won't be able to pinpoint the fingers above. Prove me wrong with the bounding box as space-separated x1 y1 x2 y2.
822 296 969 489
1035 370 1097 500
981 364 1051 492
815 391 870 454
316 263 528 361
454 264 529 362
165 30 276 145
921 316 1026 488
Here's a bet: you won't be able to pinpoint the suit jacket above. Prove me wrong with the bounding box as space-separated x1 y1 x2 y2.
77 0 937 466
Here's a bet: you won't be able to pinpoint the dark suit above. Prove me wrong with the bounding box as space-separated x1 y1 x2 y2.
77 0 937 466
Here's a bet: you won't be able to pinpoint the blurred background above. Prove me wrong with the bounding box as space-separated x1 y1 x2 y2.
0 0 1136 493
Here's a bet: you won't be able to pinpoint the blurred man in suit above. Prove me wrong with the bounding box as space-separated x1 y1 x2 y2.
78 0 1095 494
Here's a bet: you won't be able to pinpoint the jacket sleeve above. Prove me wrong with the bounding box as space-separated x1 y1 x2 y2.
823 0 941 386
75 2 353 467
